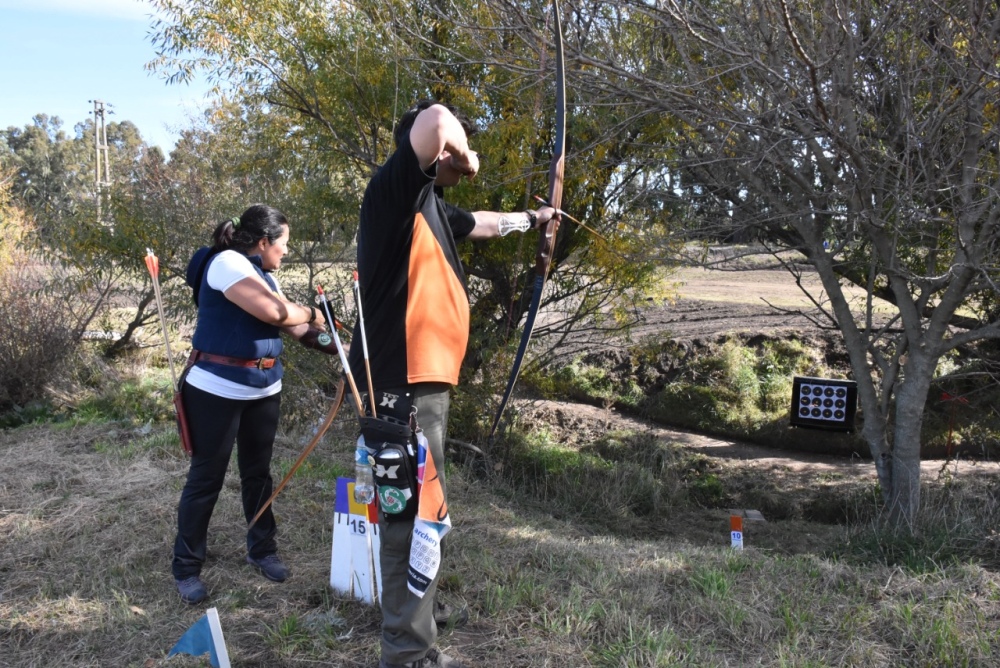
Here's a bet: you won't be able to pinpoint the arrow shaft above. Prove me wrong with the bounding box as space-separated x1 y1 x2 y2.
145 250 179 388
318 288 365 416
353 275 378 417
532 195 607 242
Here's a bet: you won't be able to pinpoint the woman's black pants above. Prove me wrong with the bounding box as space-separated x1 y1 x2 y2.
172 384 282 579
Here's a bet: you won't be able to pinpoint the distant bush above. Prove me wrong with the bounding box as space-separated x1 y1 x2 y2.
276 339 348 434
72 371 174 425
0 185 77 413
0 269 77 411
529 330 1000 458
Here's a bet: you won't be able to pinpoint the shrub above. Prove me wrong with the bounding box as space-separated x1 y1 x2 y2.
0 265 78 411
73 371 174 425
0 185 77 413
533 333 851 448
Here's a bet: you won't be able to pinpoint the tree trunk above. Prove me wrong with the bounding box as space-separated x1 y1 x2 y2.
105 290 156 357
810 248 895 505
887 353 934 529
857 397 893 506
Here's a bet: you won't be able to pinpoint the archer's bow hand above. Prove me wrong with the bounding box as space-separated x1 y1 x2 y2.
305 303 327 330
533 206 557 229
299 327 341 356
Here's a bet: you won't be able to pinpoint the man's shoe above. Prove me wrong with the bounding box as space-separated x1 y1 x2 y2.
246 553 289 582
433 599 469 629
175 575 208 604
379 648 469 667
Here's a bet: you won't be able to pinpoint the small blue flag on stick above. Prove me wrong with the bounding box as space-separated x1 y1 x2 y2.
167 607 231 667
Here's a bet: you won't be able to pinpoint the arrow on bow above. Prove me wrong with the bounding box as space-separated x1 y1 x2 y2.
531 195 607 243
489 0 566 440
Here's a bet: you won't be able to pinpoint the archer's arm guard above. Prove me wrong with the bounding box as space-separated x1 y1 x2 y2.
299 327 340 355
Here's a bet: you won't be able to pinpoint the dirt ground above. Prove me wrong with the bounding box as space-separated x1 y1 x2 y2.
522 397 1000 483
635 265 861 341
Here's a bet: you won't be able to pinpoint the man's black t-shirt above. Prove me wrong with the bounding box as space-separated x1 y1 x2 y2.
349 136 476 390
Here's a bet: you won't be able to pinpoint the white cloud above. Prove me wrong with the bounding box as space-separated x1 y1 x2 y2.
0 0 156 21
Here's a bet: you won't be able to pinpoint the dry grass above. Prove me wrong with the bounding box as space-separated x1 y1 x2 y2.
3 406 1000 667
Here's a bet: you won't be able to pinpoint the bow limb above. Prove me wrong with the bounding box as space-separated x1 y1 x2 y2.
489 0 566 440
248 378 347 530
540 3 566 278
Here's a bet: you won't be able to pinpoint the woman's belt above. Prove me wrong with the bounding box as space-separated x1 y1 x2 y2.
191 350 277 370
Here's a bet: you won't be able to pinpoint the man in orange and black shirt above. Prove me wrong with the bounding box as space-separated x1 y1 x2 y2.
349 100 555 668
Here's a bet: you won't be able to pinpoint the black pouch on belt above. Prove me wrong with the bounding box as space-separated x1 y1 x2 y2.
361 415 418 521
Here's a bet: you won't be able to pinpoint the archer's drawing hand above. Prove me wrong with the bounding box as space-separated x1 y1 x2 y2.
448 149 479 180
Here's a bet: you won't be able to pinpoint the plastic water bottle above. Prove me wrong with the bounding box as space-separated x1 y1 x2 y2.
354 436 375 504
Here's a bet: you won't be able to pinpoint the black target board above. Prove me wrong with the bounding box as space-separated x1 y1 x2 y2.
789 376 857 432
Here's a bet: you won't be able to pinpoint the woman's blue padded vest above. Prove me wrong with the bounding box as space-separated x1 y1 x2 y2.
187 248 284 387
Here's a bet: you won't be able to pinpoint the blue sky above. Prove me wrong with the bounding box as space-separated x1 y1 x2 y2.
0 0 213 154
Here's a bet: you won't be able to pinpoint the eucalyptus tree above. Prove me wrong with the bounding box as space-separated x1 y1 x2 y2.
573 0 1000 526
1 115 94 226
1 116 156 345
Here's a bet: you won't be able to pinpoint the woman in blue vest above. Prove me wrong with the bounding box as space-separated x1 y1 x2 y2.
172 204 333 604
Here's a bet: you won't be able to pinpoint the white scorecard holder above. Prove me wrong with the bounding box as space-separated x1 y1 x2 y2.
330 477 382 604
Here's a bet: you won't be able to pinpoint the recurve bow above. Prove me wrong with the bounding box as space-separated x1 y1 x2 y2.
489 0 566 440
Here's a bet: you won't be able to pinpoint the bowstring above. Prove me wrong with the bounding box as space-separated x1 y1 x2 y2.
504 8 552 341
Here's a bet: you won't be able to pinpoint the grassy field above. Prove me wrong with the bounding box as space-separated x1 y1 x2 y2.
3 373 1000 667
3 252 1000 666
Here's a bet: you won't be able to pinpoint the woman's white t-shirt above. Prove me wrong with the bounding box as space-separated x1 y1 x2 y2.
185 250 283 400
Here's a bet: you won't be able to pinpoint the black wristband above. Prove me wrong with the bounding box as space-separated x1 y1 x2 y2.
307 306 317 324
525 210 538 228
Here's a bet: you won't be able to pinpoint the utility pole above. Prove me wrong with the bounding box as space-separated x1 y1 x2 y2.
90 99 112 221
